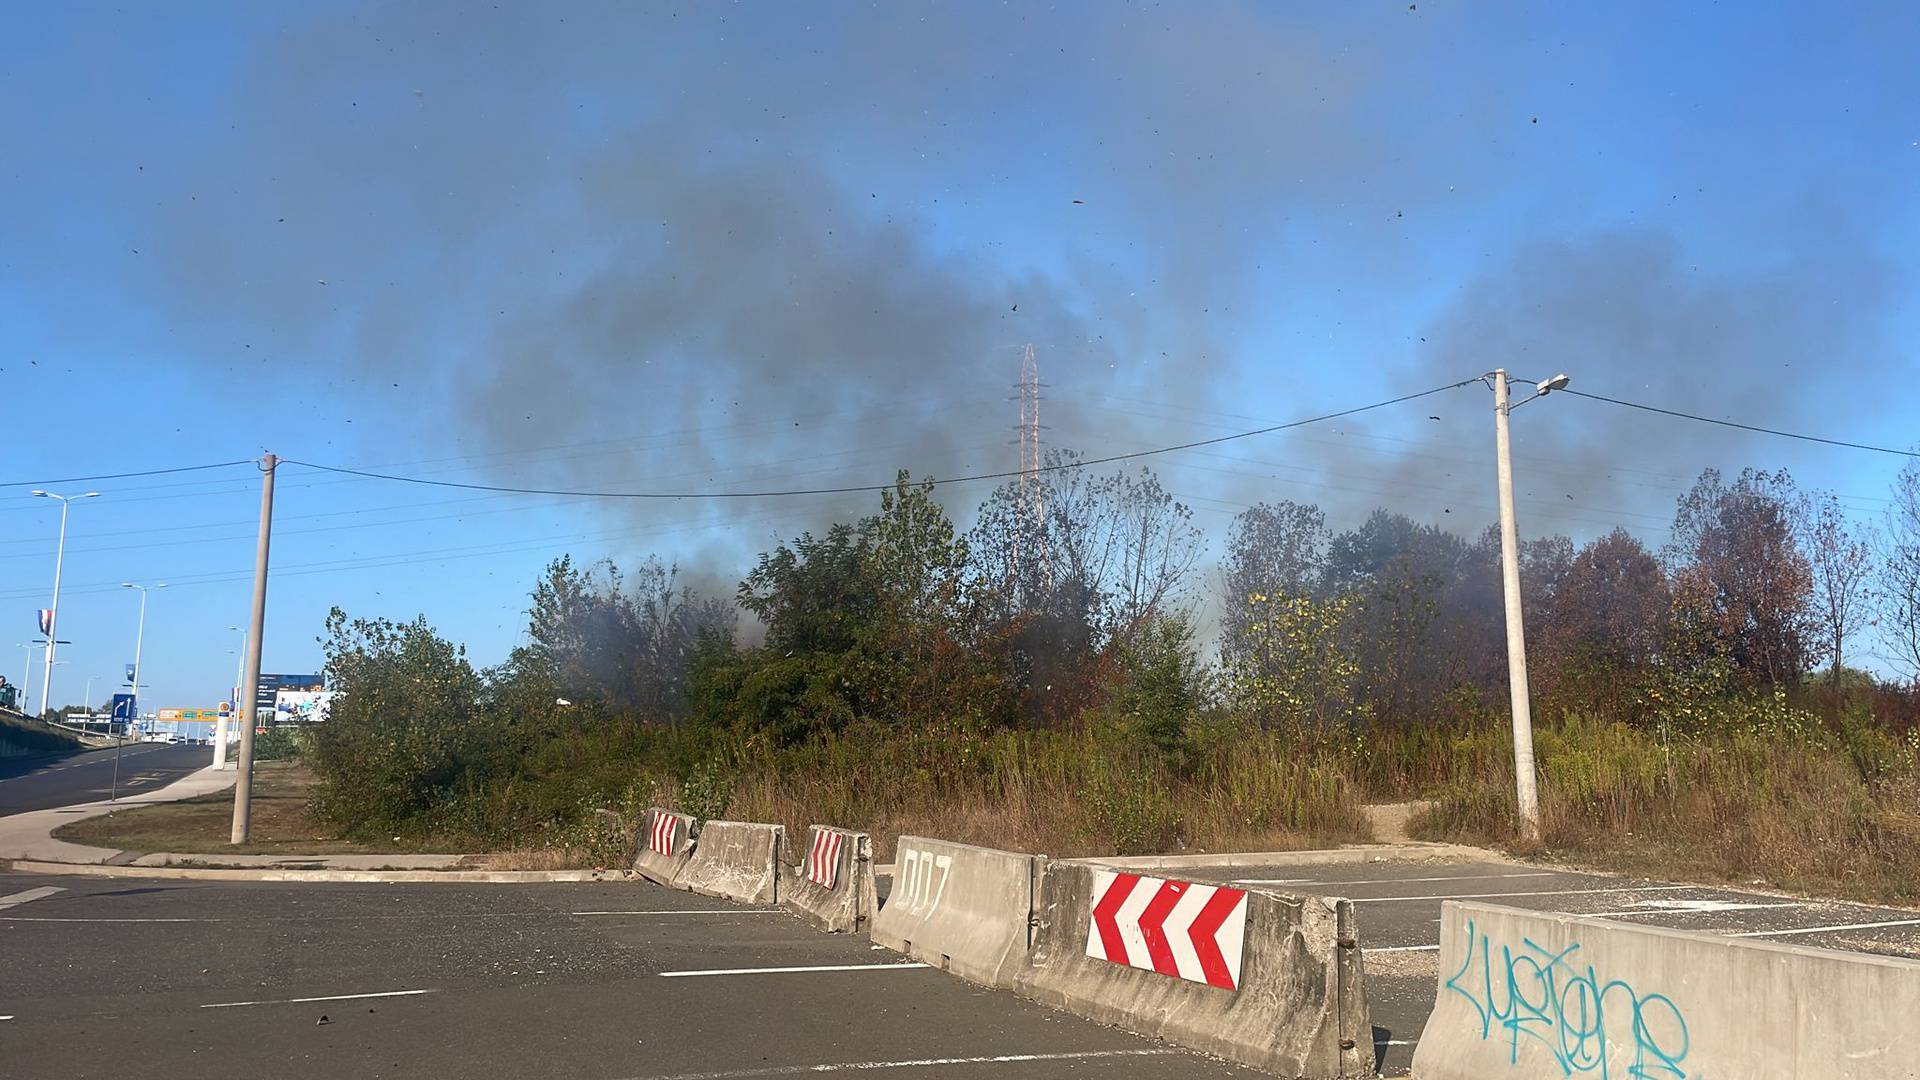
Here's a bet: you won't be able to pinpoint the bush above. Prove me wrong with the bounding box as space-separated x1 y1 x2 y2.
251 726 301 761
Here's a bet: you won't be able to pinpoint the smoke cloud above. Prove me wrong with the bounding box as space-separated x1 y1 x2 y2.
35 2 1911 604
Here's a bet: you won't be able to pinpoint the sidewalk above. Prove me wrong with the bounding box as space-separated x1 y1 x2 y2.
0 764 462 871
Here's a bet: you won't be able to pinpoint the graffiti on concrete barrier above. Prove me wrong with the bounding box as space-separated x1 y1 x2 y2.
1443 918 1692 1079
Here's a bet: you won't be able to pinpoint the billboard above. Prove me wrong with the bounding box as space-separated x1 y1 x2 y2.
272 690 334 724
253 673 323 713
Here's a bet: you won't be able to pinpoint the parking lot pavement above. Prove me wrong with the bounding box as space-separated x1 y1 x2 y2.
1173 857 1920 1076
0 869 1262 1080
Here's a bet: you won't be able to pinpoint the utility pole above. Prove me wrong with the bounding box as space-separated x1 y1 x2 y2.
1490 369 1568 841
230 453 277 844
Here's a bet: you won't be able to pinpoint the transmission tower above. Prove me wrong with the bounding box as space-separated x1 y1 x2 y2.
1011 344 1049 589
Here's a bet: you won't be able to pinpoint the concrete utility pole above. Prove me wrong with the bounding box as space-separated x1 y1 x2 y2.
1490 369 1569 842
230 453 277 844
33 490 99 717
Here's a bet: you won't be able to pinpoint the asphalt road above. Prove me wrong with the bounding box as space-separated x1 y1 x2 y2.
0 744 210 816
1174 857 1920 1076
0 868 1263 1080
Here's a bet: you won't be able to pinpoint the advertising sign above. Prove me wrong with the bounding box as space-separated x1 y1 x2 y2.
254 673 323 713
37 608 53 636
273 690 334 724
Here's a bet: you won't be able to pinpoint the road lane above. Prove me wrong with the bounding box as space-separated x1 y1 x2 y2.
0 744 208 816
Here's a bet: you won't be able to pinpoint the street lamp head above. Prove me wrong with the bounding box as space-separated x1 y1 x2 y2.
80 492 100 499
1537 373 1571 395
30 490 47 498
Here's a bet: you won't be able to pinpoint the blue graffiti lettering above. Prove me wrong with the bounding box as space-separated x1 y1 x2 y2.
1442 918 1692 1080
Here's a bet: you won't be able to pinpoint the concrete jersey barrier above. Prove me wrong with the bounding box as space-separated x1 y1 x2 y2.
1015 859 1372 1079
677 820 784 905
1413 899 1920 1080
870 836 1040 990
632 807 696 886
778 825 873 933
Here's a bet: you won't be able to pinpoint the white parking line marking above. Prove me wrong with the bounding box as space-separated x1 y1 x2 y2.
659 963 928 978
0 887 64 910
2 916 214 923
1366 944 1440 953
200 989 433 1009
568 903 779 910
1577 901 1802 919
1351 885 1697 903
1734 918 1920 939
618 1048 1179 1078
1233 872 1558 887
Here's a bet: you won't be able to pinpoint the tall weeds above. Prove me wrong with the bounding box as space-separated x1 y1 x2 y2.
1410 706 1920 903
712 722 1369 860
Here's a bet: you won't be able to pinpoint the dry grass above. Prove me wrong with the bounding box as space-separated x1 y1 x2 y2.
459 849 597 871
53 762 461 856
1408 713 1920 905
708 725 1373 862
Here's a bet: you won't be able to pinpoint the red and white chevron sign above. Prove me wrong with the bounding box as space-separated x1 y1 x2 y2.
1085 870 1247 991
805 828 843 890
647 811 681 857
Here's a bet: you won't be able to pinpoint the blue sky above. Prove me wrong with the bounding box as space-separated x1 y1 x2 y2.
2 1 1916 709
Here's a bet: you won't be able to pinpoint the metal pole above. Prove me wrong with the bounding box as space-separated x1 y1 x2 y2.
111 715 123 803
214 627 245 770
131 589 147 712
42 497 70 718
230 453 277 844
1492 370 1541 840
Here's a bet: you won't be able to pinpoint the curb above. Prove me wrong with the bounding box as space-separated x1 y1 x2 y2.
1075 841 1504 871
1 859 626 884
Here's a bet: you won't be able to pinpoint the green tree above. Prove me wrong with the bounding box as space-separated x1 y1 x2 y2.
306 608 488 834
1100 612 1209 769
1224 588 1364 732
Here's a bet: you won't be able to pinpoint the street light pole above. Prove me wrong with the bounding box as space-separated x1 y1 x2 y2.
1491 371 1540 840
1488 369 1570 842
18 642 38 713
33 490 98 718
121 582 165 717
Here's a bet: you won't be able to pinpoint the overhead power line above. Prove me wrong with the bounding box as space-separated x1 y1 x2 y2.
1563 389 1919 459
281 380 1483 499
0 459 256 488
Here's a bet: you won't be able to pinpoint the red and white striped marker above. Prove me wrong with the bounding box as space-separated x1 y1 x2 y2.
648 811 681 857
806 828 843 890
1084 870 1247 991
